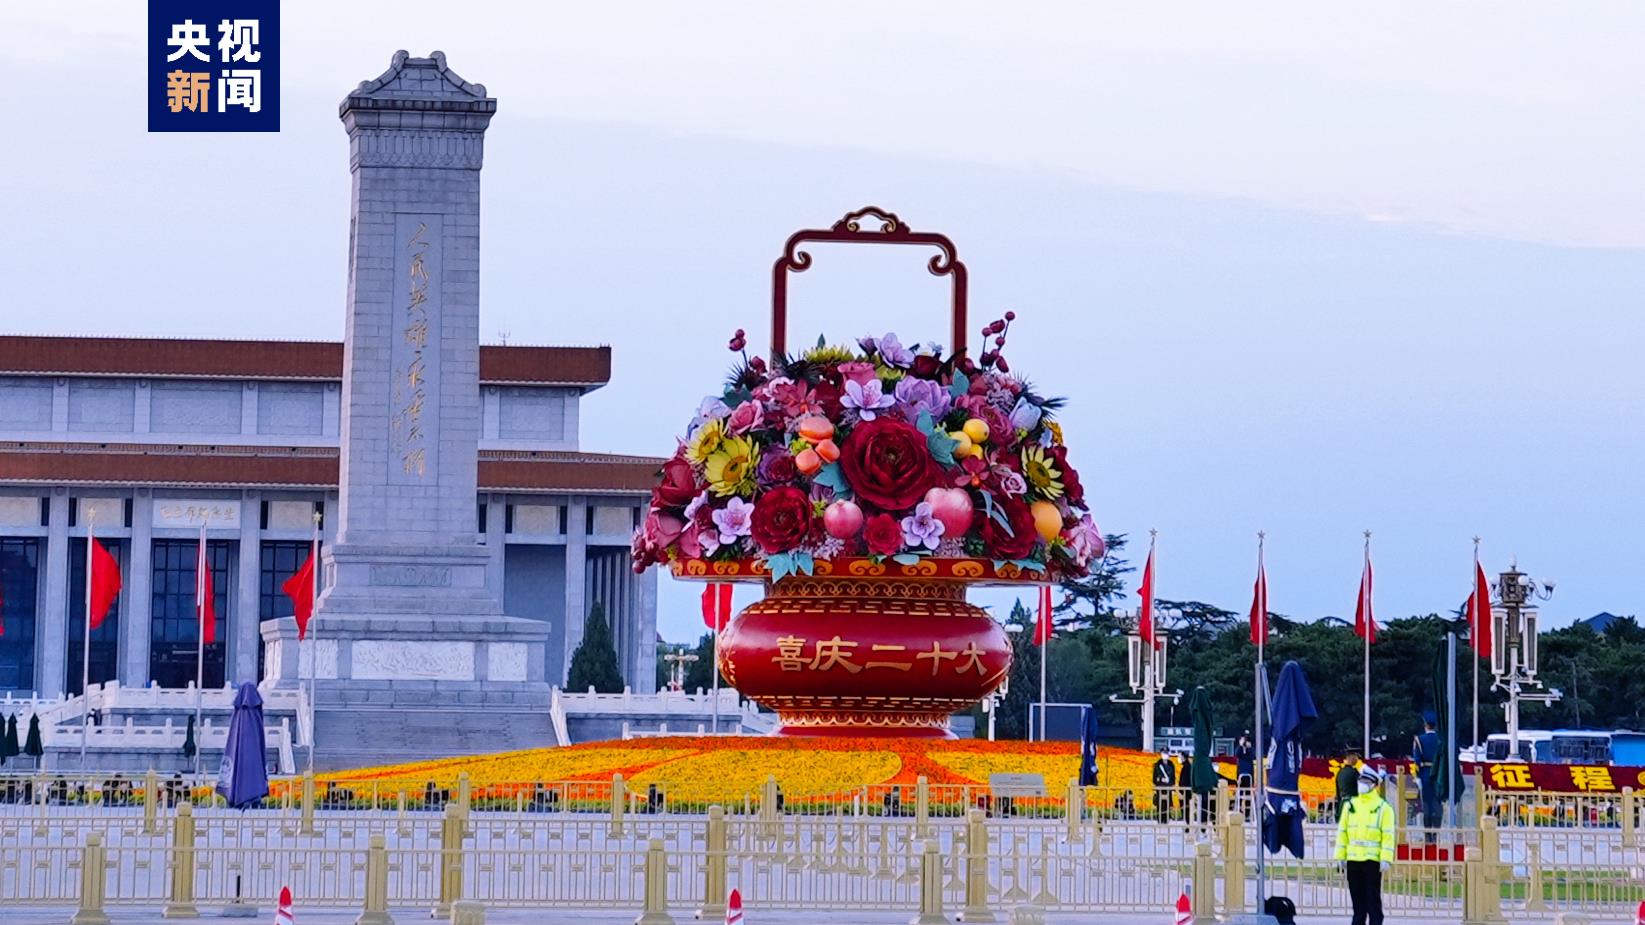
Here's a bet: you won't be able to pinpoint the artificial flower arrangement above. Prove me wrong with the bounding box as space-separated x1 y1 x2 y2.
632 314 1104 581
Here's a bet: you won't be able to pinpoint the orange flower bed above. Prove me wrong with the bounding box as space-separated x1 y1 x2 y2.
317 737 1338 807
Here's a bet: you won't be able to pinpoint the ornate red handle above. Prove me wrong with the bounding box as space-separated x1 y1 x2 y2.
770 207 968 360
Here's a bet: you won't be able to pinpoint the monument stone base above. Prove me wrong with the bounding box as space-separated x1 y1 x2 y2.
262 587 559 769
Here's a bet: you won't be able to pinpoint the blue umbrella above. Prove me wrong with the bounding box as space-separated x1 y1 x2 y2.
1078 706 1099 787
215 682 269 809
1262 661 1318 858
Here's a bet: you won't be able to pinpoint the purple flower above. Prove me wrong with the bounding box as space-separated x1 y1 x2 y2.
690 397 730 431
1068 514 1106 566
894 377 952 424
900 501 946 551
712 497 755 545
842 379 895 421
876 333 915 368
756 448 798 486
1009 397 1042 433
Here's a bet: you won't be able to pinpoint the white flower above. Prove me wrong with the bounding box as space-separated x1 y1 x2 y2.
712 497 755 545
842 379 895 421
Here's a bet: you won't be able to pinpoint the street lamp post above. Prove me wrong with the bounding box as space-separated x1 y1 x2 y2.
1490 560 1560 760
662 647 699 694
1109 608 1182 752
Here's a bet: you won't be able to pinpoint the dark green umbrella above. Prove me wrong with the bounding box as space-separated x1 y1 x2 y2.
1430 642 1455 804
23 714 43 758
0 714 16 763
182 715 197 759
1189 685 1217 794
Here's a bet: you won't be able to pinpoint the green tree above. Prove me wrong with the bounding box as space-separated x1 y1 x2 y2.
567 602 625 693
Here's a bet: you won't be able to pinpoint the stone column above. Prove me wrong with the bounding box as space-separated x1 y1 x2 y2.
122 493 154 687
234 493 261 684
634 567 659 695
483 495 505 601
562 497 588 678
39 491 69 697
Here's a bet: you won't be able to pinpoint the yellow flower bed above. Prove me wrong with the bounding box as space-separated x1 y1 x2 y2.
320 747 694 790
629 749 901 803
927 752 1081 791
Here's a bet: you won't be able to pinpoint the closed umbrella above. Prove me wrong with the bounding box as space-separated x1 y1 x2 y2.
24 714 44 759
182 715 197 760
1 715 17 762
1262 661 1318 858
1189 686 1217 795
1430 642 1457 807
215 682 269 809
1078 706 1100 787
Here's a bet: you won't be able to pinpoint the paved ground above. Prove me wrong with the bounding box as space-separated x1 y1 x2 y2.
7 906 1141 925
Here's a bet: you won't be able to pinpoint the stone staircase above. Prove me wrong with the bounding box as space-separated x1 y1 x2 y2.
313 705 557 771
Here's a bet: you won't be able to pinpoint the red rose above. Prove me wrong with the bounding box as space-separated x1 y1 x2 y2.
749 486 815 554
812 379 845 419
863 513 903 556
1047 445 1084 506
910 354 943 380
977 496 1037 560
652 453 699 510
838 417 941 512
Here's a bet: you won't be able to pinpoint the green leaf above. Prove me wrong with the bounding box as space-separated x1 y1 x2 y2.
813 462 851 496
980 490 1013 533
817 333 827 349
723 387 752 406
915 410 936 436
767 553 793 584
1010 558 1047 575
948 370 970 399
927 431 957 466
793 551 815 576
891 553 921 566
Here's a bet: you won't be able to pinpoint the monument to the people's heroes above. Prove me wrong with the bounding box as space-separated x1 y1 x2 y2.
262 52 554 767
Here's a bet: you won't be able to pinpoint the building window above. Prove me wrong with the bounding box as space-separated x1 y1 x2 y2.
259 541 314 677
67 538 122 696
148 540 229 690
0 539 40 692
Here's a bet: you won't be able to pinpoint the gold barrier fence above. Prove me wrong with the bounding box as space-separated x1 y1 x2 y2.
3 781 1641 921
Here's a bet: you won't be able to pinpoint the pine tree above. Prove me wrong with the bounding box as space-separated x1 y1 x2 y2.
567 602 625 693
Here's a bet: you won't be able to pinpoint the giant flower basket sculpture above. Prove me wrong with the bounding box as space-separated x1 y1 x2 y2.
633 208 1104 737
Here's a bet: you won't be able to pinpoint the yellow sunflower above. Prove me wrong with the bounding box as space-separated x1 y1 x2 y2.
685 418 727 465
705 436 758 497
1021 445 1065 500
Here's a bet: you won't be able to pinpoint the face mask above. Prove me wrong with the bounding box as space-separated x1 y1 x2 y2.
1357 781 1376 794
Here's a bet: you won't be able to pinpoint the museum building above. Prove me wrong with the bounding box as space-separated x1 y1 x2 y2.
0 334 664 699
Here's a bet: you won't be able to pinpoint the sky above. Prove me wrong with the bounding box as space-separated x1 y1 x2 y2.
1 3 1642 642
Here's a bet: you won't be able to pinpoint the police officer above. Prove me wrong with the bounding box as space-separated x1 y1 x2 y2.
1152 752 1177 823
1413 713 1441 842
1336 766 1396 925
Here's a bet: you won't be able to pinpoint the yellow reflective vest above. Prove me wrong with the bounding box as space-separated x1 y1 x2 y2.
1334 791 1396 862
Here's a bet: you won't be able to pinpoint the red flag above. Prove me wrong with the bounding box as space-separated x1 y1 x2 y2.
1034 585 1054 646
196 529 216 646
89 538 121 630
1471 560 1492 659
282 544 317 640
1174 886 1192 925
725 888 743 925
1353 552 1376 644
702 584 732 632
1137 545 1157 649
1249 557 1268 647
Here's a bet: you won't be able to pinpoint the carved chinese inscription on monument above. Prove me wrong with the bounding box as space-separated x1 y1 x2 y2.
388 214 442 484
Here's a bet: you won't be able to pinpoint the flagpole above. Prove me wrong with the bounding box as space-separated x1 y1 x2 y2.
1471 536 1481 754
1252 530 1266 913
80 512 95 768
194 513 209 777
1033 582 1046 740
1362 530 1372 759
307 511 320 776
711 585 722 735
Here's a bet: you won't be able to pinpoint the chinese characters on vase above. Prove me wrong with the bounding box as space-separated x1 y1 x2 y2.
770 635 991 676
